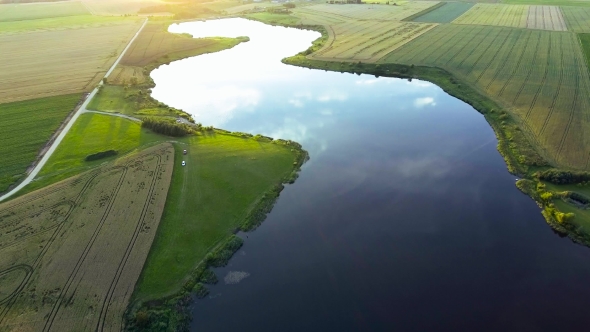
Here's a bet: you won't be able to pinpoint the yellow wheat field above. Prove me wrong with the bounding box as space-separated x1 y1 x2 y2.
0 143 174 332
0 20 143 103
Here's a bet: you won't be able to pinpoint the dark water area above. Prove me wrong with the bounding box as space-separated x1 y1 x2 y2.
152 18 590 331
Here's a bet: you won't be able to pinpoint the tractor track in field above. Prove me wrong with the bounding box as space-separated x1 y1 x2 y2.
95 154 162 331
42 167 129 332
498 31 539 97
556 56 580 162
539 35 564 136
524 34 552 122
0 170 102 326
475 29 518 84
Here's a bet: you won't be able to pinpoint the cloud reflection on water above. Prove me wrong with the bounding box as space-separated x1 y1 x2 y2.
414 97 436 108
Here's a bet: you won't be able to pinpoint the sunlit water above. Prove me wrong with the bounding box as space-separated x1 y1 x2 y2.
152 18 590 331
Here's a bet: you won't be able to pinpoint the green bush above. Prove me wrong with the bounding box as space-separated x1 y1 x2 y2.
85 150 117 161
537 169 590 184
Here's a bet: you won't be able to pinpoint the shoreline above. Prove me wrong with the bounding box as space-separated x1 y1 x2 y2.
124 137 308 331
246 18 590 248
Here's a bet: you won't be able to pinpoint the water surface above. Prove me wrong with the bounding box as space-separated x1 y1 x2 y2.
151 18 590 331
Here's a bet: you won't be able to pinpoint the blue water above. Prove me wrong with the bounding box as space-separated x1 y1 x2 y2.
152 18 590 331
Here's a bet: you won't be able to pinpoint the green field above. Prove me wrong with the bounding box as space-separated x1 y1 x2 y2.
412 2 474 23
562 6 590 32
579 32 590 66
503 0 590 6
452 3 528 28
0 1 89 21
382 24 590 169
311 20 436 62
0 94 80 194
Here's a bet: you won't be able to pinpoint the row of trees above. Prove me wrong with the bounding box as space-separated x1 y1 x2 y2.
141 117 193 137
536 169 590 184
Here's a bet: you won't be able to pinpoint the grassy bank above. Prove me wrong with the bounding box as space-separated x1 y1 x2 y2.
0 94 81 194
135 133 305 301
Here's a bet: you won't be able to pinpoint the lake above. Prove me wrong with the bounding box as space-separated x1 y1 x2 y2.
151 18 590 331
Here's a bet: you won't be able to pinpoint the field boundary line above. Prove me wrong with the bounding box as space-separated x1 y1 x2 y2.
0 18 148 203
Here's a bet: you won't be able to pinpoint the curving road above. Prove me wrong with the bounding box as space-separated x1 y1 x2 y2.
82 110 141 122
0 18 148 202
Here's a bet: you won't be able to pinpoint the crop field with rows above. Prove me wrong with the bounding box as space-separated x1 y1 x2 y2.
382 24 590 168
562 6 590 32
0 20 143 103
311 21 437 62
0 143 174 331
412 2 475 23
0 1 88 21
296 2 439 22
0 95 81 194
294 7 346 25
526 5 567 31
452 4 528 28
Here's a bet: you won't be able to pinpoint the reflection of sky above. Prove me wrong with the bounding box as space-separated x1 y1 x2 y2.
152 19 436 131
151 18 496 190
164 20 590 331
